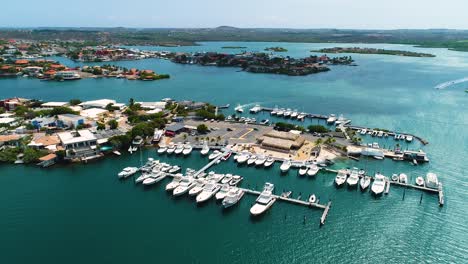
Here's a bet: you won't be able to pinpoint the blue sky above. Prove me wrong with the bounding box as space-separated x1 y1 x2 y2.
3 0 468 29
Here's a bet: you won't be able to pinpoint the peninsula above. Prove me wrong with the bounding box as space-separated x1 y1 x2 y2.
312 47 436 57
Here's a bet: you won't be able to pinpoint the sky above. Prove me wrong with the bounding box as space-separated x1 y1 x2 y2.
2 0 468 29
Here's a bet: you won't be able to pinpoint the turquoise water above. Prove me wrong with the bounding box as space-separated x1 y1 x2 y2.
1 42 467 263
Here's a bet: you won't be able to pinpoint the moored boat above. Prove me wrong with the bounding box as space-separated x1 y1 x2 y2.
118 167 138 178
222 187 245 208
280 159 291 172
215 184 231 200
196 181 221 203
415 176 425 186
307 164 319 177
371 173 386 195
250 183 276 216
334 170 347 186
360 176 371 190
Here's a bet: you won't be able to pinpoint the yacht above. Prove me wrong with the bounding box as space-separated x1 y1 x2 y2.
221 174 232 184
135 172 151 183
235 104 244 113
143 172 166 185
168 165 181 174
211 173 224 183
334 114 346 125
415 176 425 186
307 164 319 177
222 187 245 208
360 176 371 190
327 114 337 124
283 108 292 117
166 143 175 154
276 109 285 116
200 142 210 155
236 152 250 164
118 167 138 178
157 143 167 154
229 175 243 186
188 179 205 196
196 181 221 203
215 184 231 200
264 156 275 167
173 177 196 196
298 165 308 176
247 155 257 165
208 150 221 160
425 173 439 189
399 173 408 184
290 110 298 119
182 144 193 155
260 119 270 125
297 112 306 120
371 173 386 195
270 107 278 115
249 104 262 113
280 159 291 172
346 168 359 186
255 155 266 166
174 144 184 155
334 170 347 186
165 176 182 191
250 183 276 216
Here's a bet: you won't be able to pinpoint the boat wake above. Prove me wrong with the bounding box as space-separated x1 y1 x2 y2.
435 77 468 89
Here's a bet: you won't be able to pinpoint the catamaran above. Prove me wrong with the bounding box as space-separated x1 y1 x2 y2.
250 183 276 216
371 173 386 195
222 187 245 208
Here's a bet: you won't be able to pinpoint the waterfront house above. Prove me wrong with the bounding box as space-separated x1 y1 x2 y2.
0 134 22 148
79 99 125 110
57 114 84 128
80 108 108 119
31 116 57 129
0 98 29 111
57 129 99 160
37 153 57 167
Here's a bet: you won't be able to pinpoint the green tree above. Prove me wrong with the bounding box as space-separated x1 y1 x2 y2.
70 98 82 106
307 125 329 133
108 119 118 129
97 122 105 130
197 124 209 134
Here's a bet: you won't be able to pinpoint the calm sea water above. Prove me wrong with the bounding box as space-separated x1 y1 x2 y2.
1 42 467 263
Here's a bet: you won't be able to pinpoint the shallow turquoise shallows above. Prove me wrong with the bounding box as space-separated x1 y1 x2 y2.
1 42 467 263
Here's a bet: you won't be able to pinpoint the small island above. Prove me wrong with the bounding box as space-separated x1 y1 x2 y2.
221 46 247 49
312 47 435 57
265 47 288 52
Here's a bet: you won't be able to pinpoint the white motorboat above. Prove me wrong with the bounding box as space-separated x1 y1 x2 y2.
200 143 210 155
264 156 275 167
118 167 138 178
250 183 276 216
308 194 316 203
406 135 413 142
196 181 221 203
334 170 347 186
222 187 245 208
173 177 195 196
360 129 367 135
165 176 182 191
174 144 184 154
327 114 337 124
188 179 205 196
168 166 181 174
143 172 166 185
166 143 175 154
221 174 233 184
270 107 278 115
157 144 167 154
211 173 224 183
391 174 399 182
415 176 425 186
283 108 292 117
377 131 384 137
236 152 250 164
290 110 298 119
249 104 262 113
255 156 266 166
307 164 319 177
215 184 231 200
235 104 244 113
276 109 285 116
280 159 291 172
334 114 346 125
298 166 308 176
135 172 151 183
182 144 193 155
247 155 257 165
346 168 359 186
399 173 408 184
229 175 243 186
371 173 386 195
425 172 439 189
360 176 371 190
208 150 221 160
297 112 306 120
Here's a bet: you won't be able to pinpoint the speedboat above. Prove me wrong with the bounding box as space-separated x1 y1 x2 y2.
334 170 347 186
222 187 244 208
283 108 291 117
168 165 181 174
298 165 308 176
406 135 413 142
118 167 138 178
236 152 250 164
371 173 386 195
250 183 276 216
196 181 221 203
174 144 184 155
425 172 439 189
208 150 221 160
247 155 257 165
188 179 205 196
215 184 230 200
360 176 371 190
308 194 317 203
416 176 425 186
391 174 399 182
255 155 266 166
182 144 193 155
280 159 291 172
229 175 243 186
221 151 232 161
166 143 175 154
346 168 359 186
326 114 337 124
165 176 182 191
307 164 319 177
200 143 210 155
276 109 285 116
399 173 408 184
297 112 306 120
173 177 195 196
221 174 232 184
264 156 275 167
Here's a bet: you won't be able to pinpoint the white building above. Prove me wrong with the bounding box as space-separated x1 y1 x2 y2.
55 71 81 80
80 108 108 119
57 129 99 159
79 99 126 110
41 102 70 108
137 101 167 110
